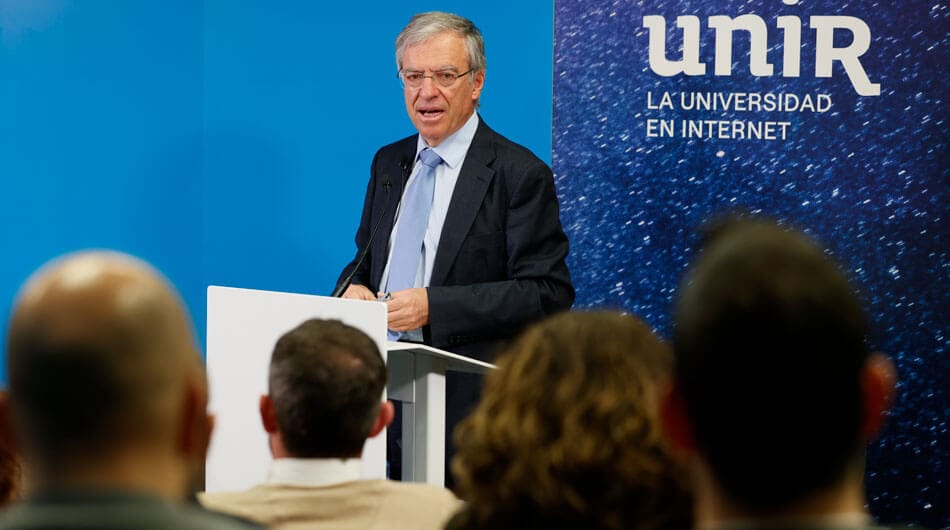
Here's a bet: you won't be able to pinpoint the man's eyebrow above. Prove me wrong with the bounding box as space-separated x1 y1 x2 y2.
402 66 461 72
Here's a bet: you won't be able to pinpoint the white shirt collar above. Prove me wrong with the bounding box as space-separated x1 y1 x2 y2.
266 457 363 488
416 111 479 170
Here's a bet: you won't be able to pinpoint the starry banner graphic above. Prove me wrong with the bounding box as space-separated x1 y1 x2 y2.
552 1 947 527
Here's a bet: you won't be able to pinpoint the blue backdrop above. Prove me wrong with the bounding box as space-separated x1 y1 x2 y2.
0 0 553 375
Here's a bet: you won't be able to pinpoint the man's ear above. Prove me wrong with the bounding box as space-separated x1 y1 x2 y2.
860 352 897 440
470 70 485 101
259 394 279 434
660 383 697 454
368 400 395 439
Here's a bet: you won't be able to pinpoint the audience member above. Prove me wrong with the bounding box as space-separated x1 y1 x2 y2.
200 318 459 529
0 404 21 506
0 251 262 529
663 218 902 530
448 310 692 530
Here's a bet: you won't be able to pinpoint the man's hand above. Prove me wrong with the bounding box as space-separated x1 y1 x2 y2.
342 284 375 300
385 288 429 331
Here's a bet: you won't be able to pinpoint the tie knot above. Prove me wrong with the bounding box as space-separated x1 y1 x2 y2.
418 148 442 169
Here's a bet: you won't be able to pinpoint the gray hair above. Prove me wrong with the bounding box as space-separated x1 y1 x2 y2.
395 12 486 73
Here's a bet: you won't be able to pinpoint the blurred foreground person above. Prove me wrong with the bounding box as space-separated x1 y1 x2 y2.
200 318 459 529
0 251 262 529
0 412 21 505
663 218 904 530
448 311 692 530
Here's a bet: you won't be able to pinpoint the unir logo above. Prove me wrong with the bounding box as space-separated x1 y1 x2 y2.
642 6 881 97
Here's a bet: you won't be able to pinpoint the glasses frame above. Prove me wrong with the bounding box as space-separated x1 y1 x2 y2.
397 68 474 89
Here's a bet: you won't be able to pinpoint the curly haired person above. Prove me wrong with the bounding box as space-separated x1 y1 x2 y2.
447 311 691 530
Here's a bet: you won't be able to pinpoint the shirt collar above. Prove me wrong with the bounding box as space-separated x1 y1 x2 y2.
416 111 479 170
266 457 363 488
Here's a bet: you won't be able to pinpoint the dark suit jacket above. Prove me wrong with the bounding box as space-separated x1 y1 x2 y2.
0 490 265 530
338 118 574 360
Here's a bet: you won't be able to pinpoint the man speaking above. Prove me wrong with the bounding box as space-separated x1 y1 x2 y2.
336 11 574 362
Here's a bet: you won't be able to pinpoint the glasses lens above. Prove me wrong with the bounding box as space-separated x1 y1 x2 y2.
436 72 458 87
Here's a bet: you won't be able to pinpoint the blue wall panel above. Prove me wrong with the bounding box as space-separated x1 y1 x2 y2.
0 1 553 380
0 0 204 381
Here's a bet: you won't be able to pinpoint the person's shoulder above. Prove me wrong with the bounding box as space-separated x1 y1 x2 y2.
476 121 547 167
375 134 418 160
0 497 267 530
368 479 459 504
199 488 258 505
175 503 268 530
197 486 272 518
361 480 460 530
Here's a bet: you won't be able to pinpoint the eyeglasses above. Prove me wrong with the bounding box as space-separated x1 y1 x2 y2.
398 69 474 89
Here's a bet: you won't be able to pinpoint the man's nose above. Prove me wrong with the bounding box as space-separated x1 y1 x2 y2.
418 76 440 97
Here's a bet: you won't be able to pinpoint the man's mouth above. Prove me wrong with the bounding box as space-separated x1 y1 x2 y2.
418 109 444 118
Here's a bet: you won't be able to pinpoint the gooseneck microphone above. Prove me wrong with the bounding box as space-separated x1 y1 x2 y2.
331 177 392 297
331 159 411 297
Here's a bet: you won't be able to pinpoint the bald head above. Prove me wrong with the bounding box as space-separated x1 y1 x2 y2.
5 251 203 473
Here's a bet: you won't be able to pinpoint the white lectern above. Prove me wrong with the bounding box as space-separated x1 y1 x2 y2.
387 342 493 485
205 286 494 493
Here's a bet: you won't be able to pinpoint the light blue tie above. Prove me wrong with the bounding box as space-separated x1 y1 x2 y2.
386 148 442 340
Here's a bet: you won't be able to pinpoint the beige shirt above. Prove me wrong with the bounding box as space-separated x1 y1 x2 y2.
200 460 460 530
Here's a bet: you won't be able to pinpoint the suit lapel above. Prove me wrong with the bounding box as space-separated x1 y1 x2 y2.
430 121 496 285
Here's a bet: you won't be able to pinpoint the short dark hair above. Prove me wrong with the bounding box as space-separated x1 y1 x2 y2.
268 319 386 458
673 218 870 510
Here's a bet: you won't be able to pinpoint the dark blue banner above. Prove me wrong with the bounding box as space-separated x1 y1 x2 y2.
554 1 947 526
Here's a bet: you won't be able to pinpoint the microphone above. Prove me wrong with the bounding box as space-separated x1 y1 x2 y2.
332 160 409 297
